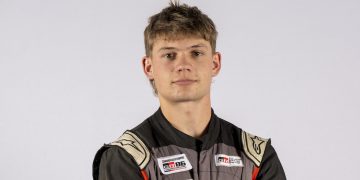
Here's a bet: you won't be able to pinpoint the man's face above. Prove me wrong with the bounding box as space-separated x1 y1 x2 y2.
142 37 221 104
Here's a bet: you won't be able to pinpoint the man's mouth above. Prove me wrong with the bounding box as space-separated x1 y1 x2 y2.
172 79 197 85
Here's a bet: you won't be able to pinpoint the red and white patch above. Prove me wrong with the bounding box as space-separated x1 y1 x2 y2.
214 154 244 167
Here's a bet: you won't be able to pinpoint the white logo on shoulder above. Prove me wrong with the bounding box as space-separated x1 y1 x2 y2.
157 154 192 175
214 154 244 167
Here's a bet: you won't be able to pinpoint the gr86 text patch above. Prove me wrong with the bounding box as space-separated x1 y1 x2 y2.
157 154 192 175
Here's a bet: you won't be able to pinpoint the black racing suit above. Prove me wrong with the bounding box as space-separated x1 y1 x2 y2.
93 108 286 180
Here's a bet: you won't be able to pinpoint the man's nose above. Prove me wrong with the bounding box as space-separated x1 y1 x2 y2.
175 54 192 72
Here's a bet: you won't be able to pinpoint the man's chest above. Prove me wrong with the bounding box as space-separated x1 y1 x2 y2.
144 143 256 180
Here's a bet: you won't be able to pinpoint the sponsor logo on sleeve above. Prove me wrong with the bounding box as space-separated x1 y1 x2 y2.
214 154 244 167
157 154 192 175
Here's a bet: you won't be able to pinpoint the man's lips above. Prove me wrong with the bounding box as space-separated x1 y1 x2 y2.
172 79 197 85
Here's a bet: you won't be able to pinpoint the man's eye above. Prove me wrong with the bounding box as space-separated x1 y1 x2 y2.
192 51 203 57
164 53 176 60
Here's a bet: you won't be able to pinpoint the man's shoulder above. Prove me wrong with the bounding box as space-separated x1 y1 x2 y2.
216 117 270 167
110 115 156 156
240 130 270 167
92 126 153 178
109 130 151 169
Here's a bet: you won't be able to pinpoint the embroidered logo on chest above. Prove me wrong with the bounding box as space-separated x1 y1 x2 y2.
214 154 244 167
157 154 192 175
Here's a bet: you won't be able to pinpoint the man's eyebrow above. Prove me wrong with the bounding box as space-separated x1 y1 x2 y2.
157 47 177 52
189 43 207 49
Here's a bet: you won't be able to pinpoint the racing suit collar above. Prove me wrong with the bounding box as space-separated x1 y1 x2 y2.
152 107 220 151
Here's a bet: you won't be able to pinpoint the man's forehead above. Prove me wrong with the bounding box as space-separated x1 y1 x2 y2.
152 37 210 50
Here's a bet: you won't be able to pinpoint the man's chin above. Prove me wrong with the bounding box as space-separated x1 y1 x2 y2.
172 97 198 103
160 93 201 104
172 93 207 103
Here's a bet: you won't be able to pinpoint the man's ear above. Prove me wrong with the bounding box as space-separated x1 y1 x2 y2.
212 52 222 77
142 56 154 80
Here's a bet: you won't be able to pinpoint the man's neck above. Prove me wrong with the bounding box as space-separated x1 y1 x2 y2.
159 97 212 139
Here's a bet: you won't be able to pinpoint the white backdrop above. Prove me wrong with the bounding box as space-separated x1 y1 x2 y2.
1 0 359 179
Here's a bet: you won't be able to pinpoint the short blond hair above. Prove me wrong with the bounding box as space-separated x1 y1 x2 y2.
144 1 218 56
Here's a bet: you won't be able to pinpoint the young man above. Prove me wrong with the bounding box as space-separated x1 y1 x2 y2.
93 2 286 180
